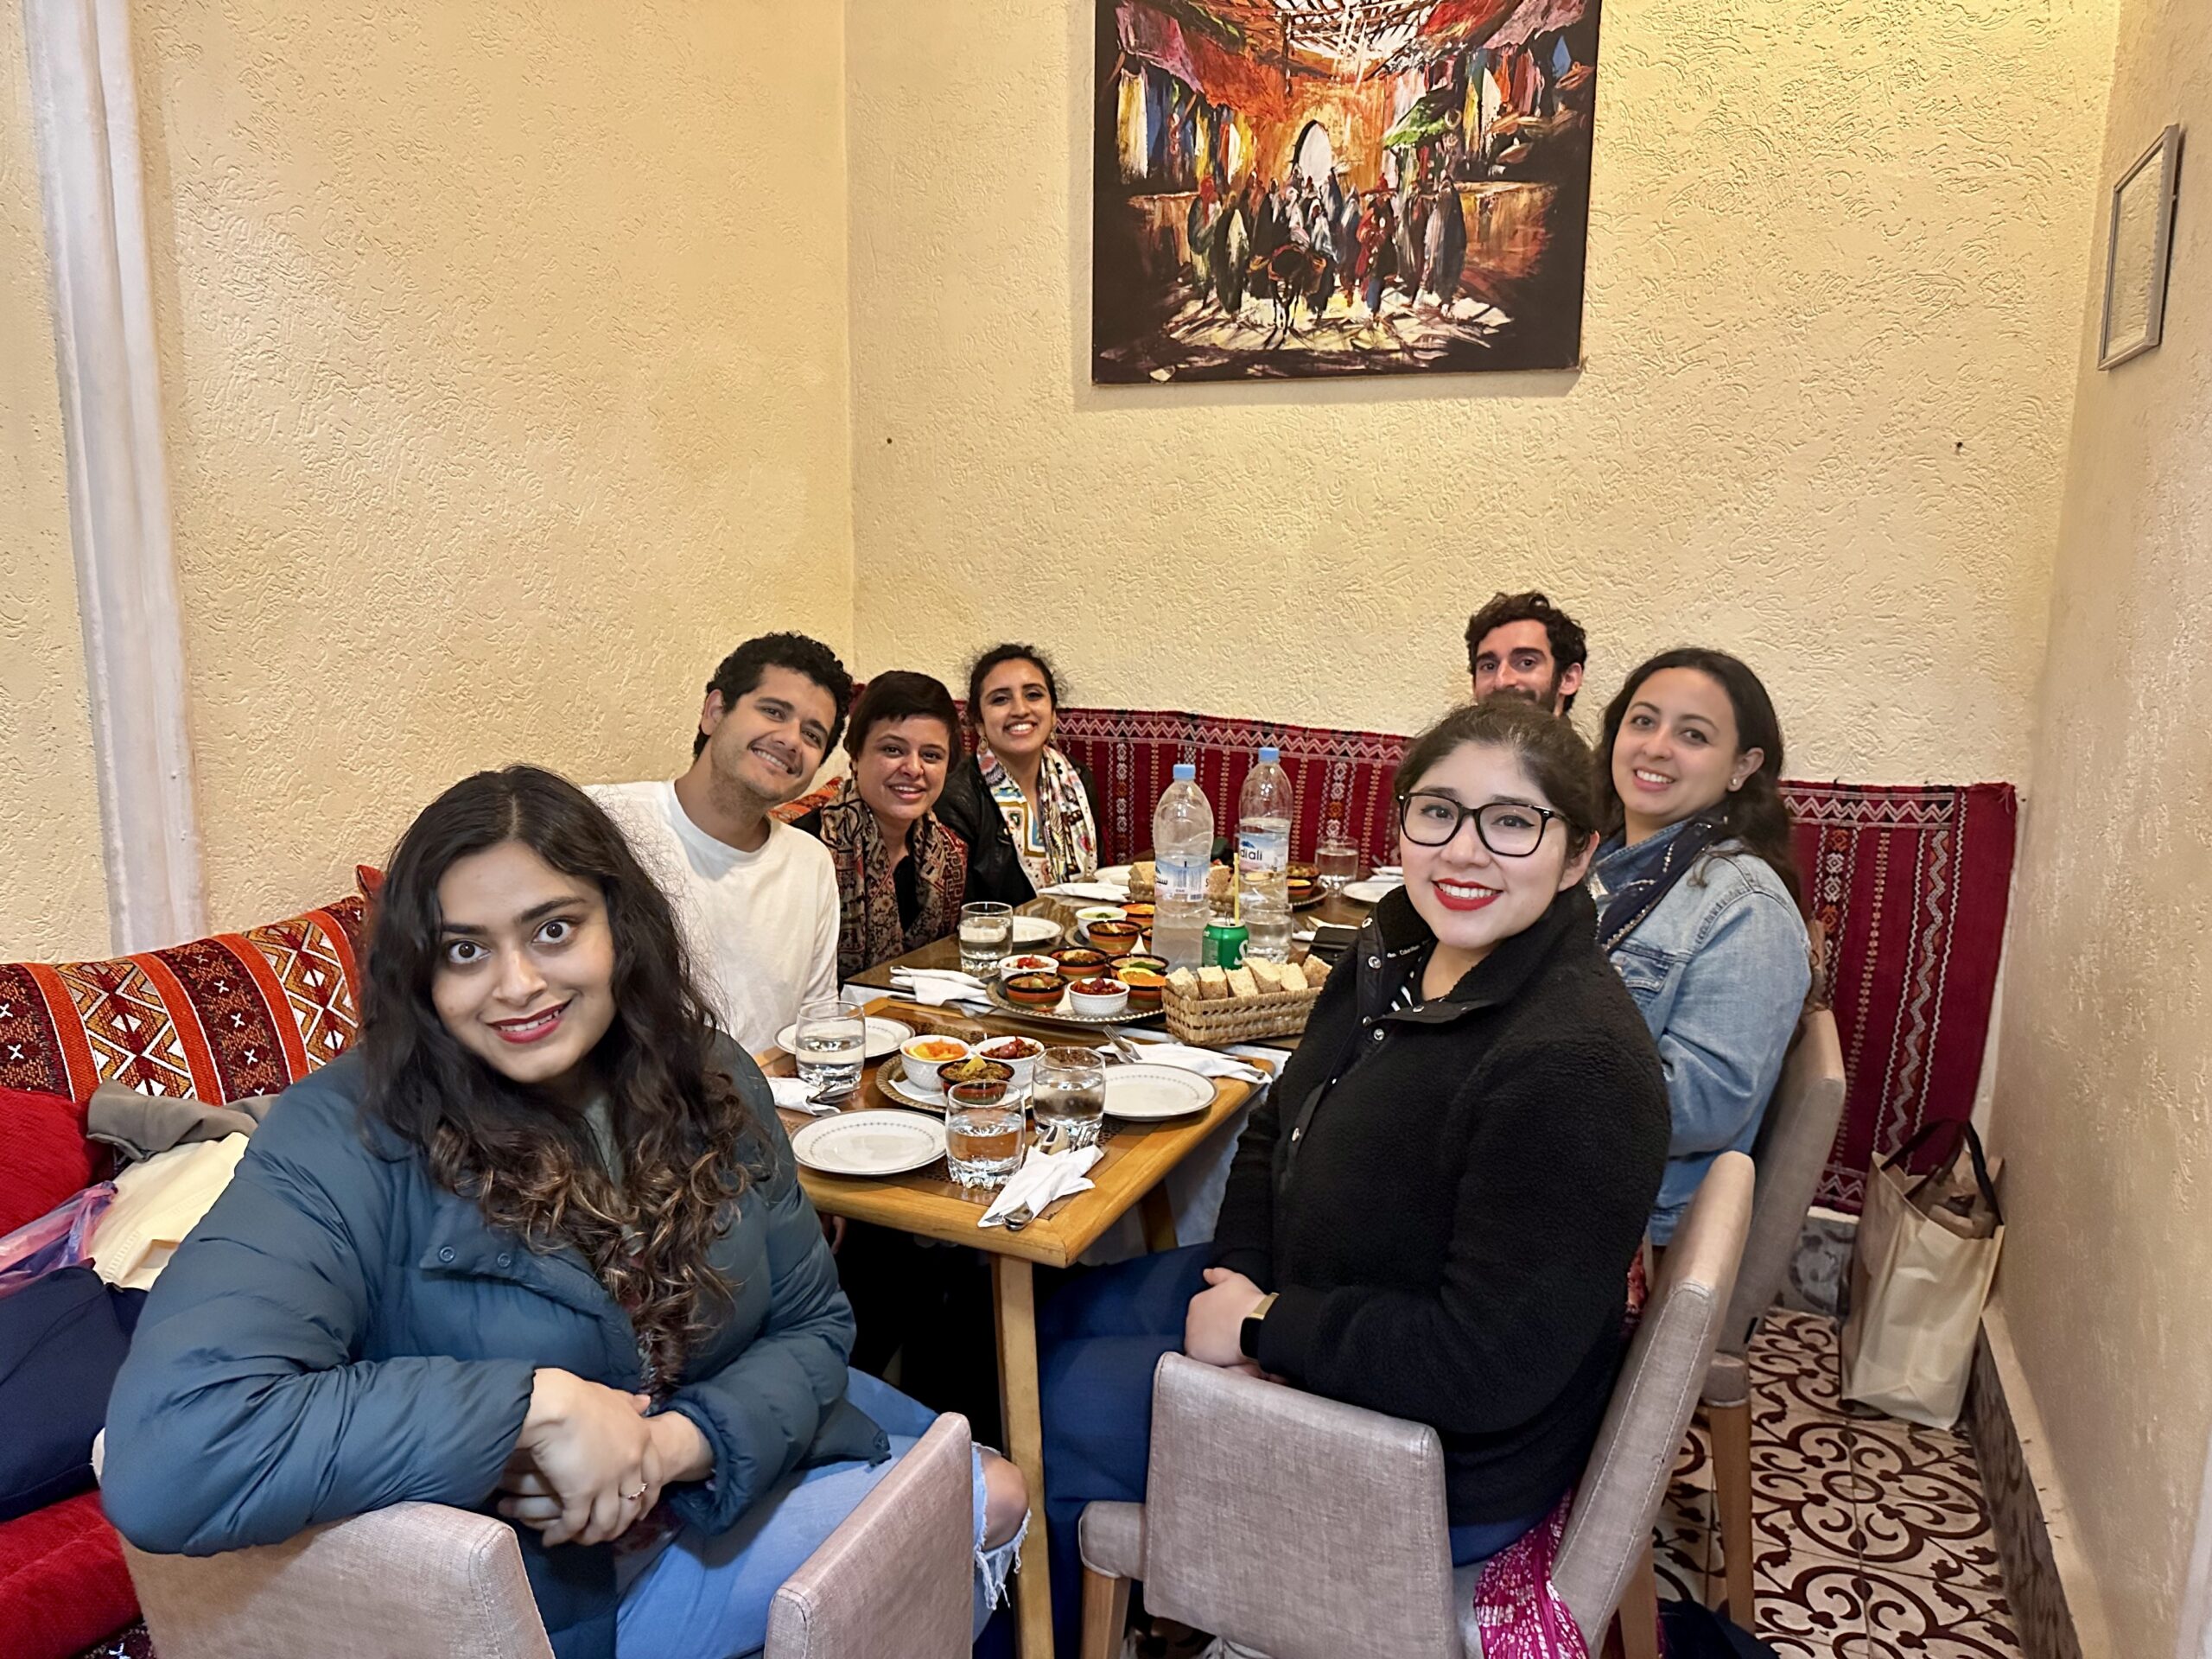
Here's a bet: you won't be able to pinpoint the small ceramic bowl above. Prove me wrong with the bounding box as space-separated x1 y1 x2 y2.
997 953 1060 981
944 1077 1009 1109
1118 968 1166 1010
1001 971 1066 1009
975 1034 1044 1090
1072 905 1127 927
937 1056 1015 1093
1052 947 1111 981
1110 953 1169 977
1084 919 1145 957
898 1034 970 1096
1067 977 1130 1018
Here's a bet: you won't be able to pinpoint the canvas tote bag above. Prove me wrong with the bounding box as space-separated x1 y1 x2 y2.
1840 1119 2004 1428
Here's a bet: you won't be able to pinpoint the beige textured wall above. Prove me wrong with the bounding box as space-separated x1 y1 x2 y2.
130 0 854 927
1988 0 2212 1648
0 0 110 959
845 0 2117 783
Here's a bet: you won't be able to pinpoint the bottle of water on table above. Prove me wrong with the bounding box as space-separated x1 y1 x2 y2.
1237 746 1294 963
1152 761 1213 972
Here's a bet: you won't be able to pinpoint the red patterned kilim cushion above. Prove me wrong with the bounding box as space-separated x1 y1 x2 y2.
0 895 366 1105
771 779 844 824
1049 707 2017 1214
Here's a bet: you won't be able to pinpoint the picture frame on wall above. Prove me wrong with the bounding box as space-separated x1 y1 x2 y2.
2098 124 2183 370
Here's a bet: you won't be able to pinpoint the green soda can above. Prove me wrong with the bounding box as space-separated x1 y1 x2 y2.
1203 919 1248 969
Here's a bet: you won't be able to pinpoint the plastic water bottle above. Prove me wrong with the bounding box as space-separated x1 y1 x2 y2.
1152 763 1214 972
1237 747 1294 963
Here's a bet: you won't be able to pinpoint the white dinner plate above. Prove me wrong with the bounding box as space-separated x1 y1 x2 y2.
791 1109 946 1177
1103 1064 1217 1121
1007 915 1064 947
773 1015 915 1060
1340 877 1405 906
1094 864 1135 885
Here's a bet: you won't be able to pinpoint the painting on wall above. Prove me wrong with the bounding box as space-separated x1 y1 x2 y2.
1092 0 1602 384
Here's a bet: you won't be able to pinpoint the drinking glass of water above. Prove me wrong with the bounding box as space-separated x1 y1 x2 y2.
958 901 1014 977
1033 1046 1107 1150
944 1079 1026 1189
792 997 865 1103
1315 834 1361 893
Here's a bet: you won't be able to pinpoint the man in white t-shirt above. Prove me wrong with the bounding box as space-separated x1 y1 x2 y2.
590 632 852 1054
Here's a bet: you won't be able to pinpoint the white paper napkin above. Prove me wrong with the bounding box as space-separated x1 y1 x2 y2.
767 1076 843 1116
1100 1042 1268 1085
1039 880 1130 902
890 969 991 1008
979 1144 1103 1228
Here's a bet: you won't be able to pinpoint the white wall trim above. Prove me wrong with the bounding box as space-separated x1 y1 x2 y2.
22 0 203 950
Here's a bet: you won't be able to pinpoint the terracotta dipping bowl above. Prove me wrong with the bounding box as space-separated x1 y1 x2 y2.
1085 920 1145 956
1001 972 1066 1008
1118 968 1166 1009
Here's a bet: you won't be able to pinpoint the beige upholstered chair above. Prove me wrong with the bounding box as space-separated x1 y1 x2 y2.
1702 1010 1847 1622
118 1499 556 1659
1077 1151 1756 1659
766 1412 976 1658
109 1414 976 1659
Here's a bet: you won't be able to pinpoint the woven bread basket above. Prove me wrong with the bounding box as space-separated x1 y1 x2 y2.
1161 977 1321 1045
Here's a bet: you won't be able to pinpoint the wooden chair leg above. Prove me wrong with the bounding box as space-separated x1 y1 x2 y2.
1618 1540 1662 1659
1710 1395 1756 1626
1080 1566 1130 1659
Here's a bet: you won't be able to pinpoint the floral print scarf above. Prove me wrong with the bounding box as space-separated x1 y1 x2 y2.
816 780 968 978
976 743 1098 892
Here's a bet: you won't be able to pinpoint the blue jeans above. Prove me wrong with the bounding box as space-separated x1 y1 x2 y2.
1039 1245 1543 1655
615 1368 1022 1658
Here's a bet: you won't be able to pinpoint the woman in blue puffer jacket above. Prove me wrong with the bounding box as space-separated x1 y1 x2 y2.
103 766 1025 1659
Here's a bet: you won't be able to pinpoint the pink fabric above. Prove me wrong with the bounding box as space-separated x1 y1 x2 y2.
1472 1492 1586 1657
0 1186 115 1301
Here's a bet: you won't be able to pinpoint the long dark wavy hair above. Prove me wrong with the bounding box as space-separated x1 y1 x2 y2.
361 765 758 1386
1594 648 1804 910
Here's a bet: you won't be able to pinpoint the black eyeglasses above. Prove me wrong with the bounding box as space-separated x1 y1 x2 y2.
1398 791 1567 856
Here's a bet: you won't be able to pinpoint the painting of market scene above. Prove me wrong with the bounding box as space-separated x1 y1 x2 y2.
1091 0 1600 383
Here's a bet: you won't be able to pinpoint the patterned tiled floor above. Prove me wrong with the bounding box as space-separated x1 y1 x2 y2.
1657 1309 2023 1658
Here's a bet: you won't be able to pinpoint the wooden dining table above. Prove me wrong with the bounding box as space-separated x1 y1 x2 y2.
773 885 1382 1655
763 988 1271 1659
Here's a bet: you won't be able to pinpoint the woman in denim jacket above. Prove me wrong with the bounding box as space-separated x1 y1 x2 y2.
1586 649 1811 1244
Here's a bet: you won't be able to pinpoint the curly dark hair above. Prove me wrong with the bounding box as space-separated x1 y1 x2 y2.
1593 648 1804 910
963 644 1063 726
695 632 854 760
1463 591 1589 714
360 765 760 1388
844 671 960 761
1394 698 1602 858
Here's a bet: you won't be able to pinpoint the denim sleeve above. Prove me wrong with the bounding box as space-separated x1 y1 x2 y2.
1654 891 1811 1158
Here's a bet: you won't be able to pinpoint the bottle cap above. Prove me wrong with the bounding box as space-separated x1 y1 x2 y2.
1259 747 1280 764
1173 762 1196 781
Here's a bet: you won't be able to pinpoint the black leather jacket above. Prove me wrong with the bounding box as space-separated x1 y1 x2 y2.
935 753 1103 906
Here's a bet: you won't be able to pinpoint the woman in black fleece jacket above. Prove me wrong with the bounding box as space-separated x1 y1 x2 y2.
1038 699 1669 1651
